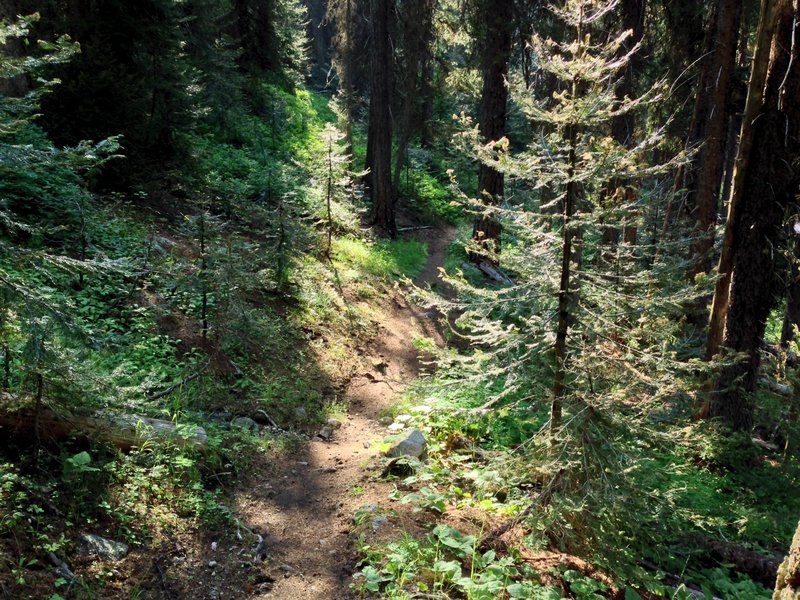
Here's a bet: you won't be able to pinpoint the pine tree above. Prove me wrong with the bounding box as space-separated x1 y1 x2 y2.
450 0 690 447
709 0 800 431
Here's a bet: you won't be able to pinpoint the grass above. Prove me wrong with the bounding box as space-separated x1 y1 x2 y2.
332 237 428 281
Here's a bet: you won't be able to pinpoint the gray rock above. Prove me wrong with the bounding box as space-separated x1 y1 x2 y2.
394 414 413 424
411 404 432 415
78 534 129 561
294 406 308 419
387 422 406 433
326 418 343 430
318 425 334 441
385 429 427 459
208 560 218 569
371 516 389 532
378 416 393 426
231 416 259 432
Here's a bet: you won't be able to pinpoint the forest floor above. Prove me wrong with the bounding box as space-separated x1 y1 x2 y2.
168 223 457 599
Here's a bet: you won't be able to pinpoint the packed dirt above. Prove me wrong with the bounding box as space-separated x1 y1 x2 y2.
226 224 456 599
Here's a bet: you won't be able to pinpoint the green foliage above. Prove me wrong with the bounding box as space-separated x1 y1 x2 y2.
397 155 461 224
333 237 428 281
353 522 562 599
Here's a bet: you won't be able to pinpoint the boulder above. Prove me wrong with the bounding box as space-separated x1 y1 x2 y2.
231 416 259 433
78 534 129 561
385 429 427 459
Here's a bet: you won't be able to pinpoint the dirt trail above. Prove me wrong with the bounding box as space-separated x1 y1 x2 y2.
236 224 456 599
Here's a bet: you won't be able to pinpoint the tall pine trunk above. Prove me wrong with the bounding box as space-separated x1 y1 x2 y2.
366 0 394 236
706 0 791 360
599 0 644 264
711 0 800 431
684 0 743 280
471 0 513 263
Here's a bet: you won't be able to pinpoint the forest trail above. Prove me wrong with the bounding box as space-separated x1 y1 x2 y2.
234 224 457 599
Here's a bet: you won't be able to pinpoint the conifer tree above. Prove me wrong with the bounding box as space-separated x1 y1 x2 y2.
451 0 688 436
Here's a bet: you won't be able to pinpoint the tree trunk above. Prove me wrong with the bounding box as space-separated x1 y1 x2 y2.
552 120 580 437
684 0 744 280
392 0 435 198
599 0 644 265
711 0 800 431
782 228 800 348
366 0 394 236
774 520 800 599
471 0 514 263
706 0 791 360
305 0 331 87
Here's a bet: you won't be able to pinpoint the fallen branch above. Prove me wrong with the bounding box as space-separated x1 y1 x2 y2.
478 471 562 551
48 552 78 585
397 226 434 232
466 261 515 286
147 361 210 402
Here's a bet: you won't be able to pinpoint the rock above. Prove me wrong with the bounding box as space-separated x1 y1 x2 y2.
208 560 218 569
371 516 389 532
371 358 388 371
211 541 218 551
78 534 129 561
394 414 413 424
294 406 308 419
381 456 419 478
385 429 427 459
318 425 334 441
326 418 343 430
411 405 432 415
387 422 406 433
378 416 393 426
231 416 259 433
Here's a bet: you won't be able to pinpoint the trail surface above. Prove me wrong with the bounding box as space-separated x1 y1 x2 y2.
237 224 456 599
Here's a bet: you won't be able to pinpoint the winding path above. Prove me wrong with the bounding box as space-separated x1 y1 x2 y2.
240 224 456 599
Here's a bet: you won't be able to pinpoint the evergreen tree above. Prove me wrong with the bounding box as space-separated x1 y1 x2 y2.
709 0 800 431
470 0 514 265
451 0 689 444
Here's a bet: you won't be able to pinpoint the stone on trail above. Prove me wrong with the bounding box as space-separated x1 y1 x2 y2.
318 425 334 441
78 533 129 561
326 418 343 429
385 429 427 459
387 422 405 433
394 414 413 424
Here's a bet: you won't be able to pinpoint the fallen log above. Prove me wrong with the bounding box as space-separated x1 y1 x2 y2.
688 534 781 588
0 407 207 451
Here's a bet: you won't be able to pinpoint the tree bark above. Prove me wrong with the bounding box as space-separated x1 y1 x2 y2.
305 0 332 87
471 0 514 263
774 520 800 599
600 0 644 265
366 0 395 236
711 0 800 431
552 120 579 437
392 0 435 198
684 0 744 280
782 228 800 348
706 0 791 360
